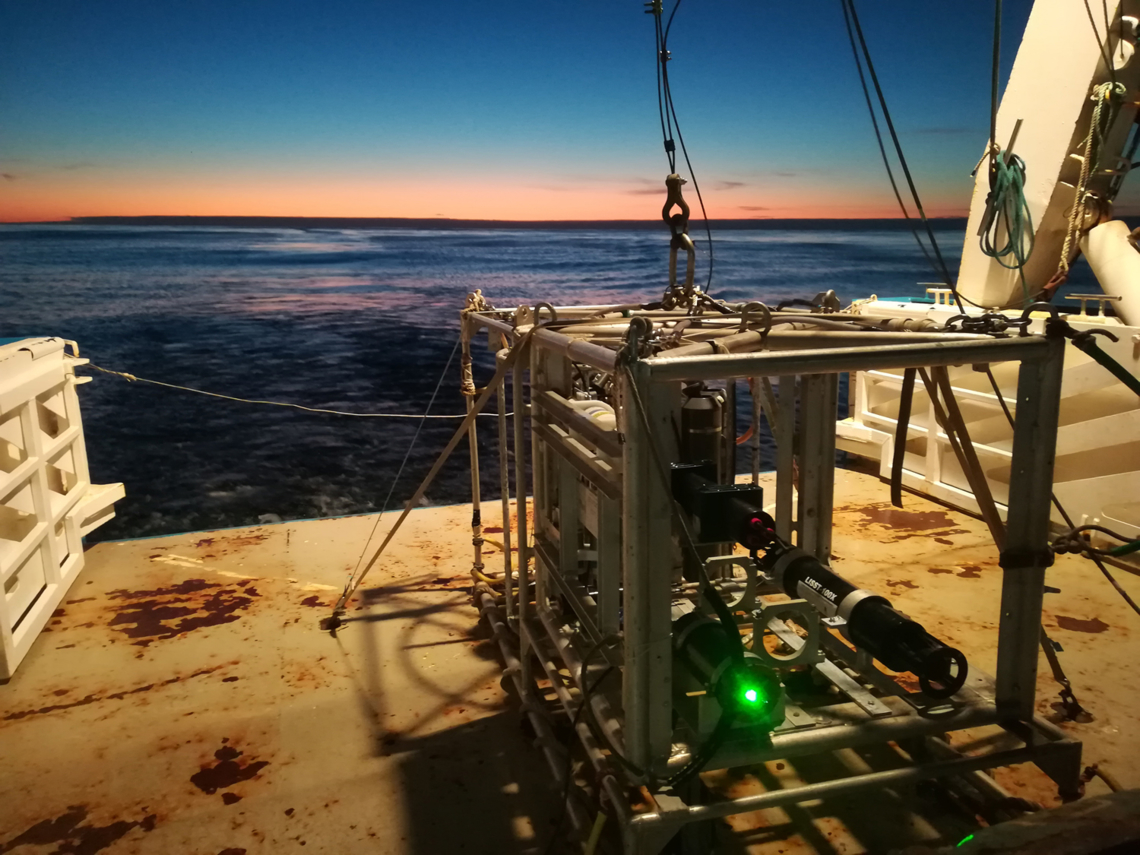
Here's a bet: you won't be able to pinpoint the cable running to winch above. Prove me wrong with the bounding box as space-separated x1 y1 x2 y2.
651 0 715 300
838 0 937 278
839 0 965 313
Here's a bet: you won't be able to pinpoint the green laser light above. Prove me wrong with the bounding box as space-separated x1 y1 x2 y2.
744 689 758 703
957 833 975 848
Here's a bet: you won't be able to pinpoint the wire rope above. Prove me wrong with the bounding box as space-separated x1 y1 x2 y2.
345 337 461 596
655 0 715 300
83 361 502 419
838 0 938 277
840 0 965 312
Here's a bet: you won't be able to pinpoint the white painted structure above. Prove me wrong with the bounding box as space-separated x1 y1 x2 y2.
838 294 1140 544
957 0 1140 311
0 337 124 678
840 0 1140 550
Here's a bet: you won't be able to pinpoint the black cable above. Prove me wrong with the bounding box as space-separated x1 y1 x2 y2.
989 0 1002 189
542 639 618 855
658 0 715 300
1102 0 1117 81
622 363 743 657
653 7 675 172
842 0 964 313
667 707 737 788
1083 0 1117 84
839 0 937 277
982 367 1140 618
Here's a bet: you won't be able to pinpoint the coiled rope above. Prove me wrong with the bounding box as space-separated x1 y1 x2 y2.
979 150 1034 306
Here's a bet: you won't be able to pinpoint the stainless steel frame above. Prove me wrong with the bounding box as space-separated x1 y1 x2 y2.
465 306 1077 855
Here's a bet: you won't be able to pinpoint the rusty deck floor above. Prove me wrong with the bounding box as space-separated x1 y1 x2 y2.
1 469 1138 855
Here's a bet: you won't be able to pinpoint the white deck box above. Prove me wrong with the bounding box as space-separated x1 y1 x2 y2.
0 337 124 678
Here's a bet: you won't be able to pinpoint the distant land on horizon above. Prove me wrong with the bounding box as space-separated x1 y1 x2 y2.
34 215 972 231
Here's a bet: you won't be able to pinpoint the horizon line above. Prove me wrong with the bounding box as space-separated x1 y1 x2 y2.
4 214 973 230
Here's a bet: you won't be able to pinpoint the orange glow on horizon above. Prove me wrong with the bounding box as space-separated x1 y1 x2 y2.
0 172 969 223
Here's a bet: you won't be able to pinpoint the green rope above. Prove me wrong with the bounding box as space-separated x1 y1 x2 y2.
979 150 1034 306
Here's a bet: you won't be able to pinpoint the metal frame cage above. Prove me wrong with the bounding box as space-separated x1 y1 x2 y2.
461 300 1078 855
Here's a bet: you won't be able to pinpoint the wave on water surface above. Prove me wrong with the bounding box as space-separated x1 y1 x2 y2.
0 222 1101 541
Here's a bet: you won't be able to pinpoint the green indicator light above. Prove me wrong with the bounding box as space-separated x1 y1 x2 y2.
957 834 975 848
744 689 758 703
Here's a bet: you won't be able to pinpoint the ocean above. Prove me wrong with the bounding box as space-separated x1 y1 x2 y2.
0 221 1084 542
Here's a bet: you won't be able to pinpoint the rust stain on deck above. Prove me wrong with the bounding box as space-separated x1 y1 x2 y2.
957 565 983 578
886 579 918 589
190 743 271 796
851 503 959 532
836 503 972 545
0 805 157 854
3 666 225 722
1056 615 1110 634
105 579 260 646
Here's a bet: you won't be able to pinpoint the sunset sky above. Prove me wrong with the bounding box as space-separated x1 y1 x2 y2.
2 1 1040 222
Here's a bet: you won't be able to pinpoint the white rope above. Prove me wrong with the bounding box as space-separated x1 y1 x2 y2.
1058 82 1125 277
84 363 508 419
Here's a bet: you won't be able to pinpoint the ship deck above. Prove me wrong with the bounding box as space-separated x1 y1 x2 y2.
2 468 1138 855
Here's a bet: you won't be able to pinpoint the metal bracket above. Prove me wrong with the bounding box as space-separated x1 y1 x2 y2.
751 600 822 669
699 555 758 615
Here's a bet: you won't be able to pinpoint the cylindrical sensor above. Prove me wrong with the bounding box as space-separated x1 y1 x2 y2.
673 611 784 728
761 543 967 698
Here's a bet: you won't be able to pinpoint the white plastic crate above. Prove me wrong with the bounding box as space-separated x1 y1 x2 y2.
0 337 124 678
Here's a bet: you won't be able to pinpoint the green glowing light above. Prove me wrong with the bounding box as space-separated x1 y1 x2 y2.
744 689 758 703
957 834 975 848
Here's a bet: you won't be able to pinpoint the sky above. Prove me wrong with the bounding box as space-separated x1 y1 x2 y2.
0 0 1040 222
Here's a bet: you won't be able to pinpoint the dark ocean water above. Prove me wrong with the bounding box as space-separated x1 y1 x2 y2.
0 221 1087 541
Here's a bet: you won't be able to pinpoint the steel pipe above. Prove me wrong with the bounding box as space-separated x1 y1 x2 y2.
635 742 1047 828
646 336 1050 382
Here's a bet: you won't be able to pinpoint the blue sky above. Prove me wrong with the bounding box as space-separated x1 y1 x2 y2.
1 0 1040 220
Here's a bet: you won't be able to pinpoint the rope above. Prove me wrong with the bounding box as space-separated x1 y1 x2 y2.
981 367 1140 620
1057 82 1126 281
839 0 964 312
84 363 507 419
346 337 460 598
331 329 533 614
979 151 1034 306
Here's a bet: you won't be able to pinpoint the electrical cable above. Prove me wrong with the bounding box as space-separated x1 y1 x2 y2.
655 0 715 300
838 0 938 279
1084 0 1117 84
622 363 742 656
620 360 749 786
979 0 1035 308
989 0 1002 176
542 636 619 855
840 0 965 313
982 367 1140 619
666 707 737 788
